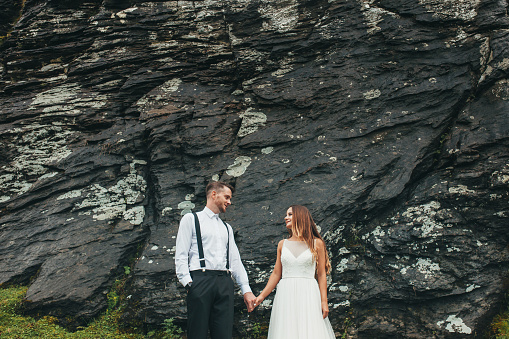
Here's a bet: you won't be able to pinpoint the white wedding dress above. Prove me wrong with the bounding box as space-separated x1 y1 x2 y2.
267 240 336 339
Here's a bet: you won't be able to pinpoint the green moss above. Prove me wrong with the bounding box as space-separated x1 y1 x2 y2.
234 315 268 339
0 286 183 339
490 291 509 339
340 310 353 339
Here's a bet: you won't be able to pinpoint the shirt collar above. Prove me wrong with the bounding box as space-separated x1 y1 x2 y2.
203 206 219 219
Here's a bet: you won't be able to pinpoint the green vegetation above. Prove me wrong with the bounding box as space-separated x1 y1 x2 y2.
160 319 183 339
0 285 142 338
250 321 263 339
234 313 267 339
340 313 352 339
0 286 184 339
2 282 507 339
490 293 509 339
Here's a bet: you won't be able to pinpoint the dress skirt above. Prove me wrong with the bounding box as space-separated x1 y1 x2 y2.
267 276 336 339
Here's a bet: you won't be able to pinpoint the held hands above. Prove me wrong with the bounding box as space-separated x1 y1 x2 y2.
243 292 256 312
253 295 264 310
243 293 265 312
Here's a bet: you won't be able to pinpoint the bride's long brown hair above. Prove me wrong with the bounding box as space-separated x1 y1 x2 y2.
288 205 331 274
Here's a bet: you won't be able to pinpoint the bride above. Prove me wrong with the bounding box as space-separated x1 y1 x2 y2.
253 205 336 338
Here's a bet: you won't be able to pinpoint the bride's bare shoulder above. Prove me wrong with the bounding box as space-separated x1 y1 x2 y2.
276 239 285 253
313 238 325 248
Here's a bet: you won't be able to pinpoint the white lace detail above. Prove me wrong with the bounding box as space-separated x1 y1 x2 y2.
281 240 316 279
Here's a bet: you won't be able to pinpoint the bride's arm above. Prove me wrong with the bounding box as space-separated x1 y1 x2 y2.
315 239 329 319
254 240 284 307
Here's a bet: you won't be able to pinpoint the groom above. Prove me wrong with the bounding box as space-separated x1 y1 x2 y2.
175 181 256 339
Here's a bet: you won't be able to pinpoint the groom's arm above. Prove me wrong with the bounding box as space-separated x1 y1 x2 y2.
175 213 193 287
227 224 256 311
228 225 252 295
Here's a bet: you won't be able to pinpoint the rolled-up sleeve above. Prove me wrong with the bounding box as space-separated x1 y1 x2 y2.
228 225 252 295
175 213 193 287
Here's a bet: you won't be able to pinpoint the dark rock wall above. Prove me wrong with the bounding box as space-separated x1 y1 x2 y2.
1 0 508 337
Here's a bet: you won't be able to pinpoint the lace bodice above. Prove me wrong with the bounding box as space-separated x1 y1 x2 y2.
281 240 316 279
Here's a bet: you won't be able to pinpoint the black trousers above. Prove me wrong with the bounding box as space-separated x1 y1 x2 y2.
187 270 234 339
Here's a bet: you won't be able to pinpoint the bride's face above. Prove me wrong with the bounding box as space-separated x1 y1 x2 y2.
284 207 293 229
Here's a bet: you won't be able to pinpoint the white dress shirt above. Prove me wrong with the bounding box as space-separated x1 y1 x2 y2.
175 207 252 295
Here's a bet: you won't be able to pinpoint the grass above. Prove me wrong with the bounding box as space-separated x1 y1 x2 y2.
5 284 507 338
490 295 509 339
0 286 183 339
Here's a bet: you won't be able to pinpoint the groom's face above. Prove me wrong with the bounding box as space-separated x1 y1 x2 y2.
213 187 232 213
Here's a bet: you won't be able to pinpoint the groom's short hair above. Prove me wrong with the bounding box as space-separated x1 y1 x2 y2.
206 181 235 198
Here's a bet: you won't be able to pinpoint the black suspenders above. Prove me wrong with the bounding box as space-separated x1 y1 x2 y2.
192 212 230 272
192 212 206 271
